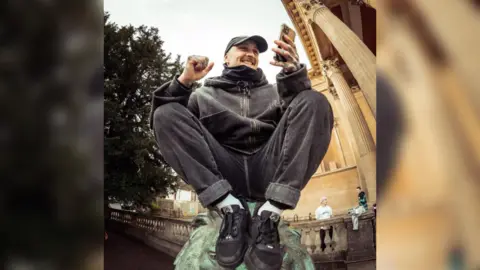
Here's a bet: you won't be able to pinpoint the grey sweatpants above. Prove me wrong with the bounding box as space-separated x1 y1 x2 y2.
350 206 367 230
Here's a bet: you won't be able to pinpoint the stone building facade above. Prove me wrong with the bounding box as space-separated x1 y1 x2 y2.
281 0 377 218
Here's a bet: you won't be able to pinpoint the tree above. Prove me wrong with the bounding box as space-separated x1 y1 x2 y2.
104 13 182 206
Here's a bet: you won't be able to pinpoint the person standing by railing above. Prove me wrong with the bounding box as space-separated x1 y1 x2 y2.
315 196 333 220
315 196 333 251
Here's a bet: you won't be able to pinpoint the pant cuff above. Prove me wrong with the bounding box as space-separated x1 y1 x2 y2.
197 179 232 207
265 183 301 209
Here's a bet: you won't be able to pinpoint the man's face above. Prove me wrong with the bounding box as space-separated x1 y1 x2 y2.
357 188 361 194
321 199 327 206
224 40 259 70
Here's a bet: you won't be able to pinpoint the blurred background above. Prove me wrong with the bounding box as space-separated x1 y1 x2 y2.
0 0 104 269
376 0 480 269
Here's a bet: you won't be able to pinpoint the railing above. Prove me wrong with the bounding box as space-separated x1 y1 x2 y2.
282 213 317 223
108 209 193 245
293 212 376 265
293 216 349 256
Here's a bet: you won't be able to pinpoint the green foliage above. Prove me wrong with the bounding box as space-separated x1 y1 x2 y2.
151 202 161 210
104 13 182 206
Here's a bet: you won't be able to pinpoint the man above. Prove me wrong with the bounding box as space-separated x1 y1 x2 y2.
349 186 368 230
315 197 334 251
150 34 333 269
357 186 368 210
315 196 333 220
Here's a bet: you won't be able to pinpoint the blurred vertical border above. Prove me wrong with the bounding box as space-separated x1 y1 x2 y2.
0 0 104 269
377 0 480 269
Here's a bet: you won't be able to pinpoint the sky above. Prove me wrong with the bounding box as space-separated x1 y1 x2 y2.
104 0 311 84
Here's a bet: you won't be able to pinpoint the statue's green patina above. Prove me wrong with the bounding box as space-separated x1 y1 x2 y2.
174 202 315 270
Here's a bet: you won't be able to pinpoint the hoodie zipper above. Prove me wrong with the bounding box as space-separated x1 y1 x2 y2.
238 81 255 147
237 81 250 117
236 81 252 197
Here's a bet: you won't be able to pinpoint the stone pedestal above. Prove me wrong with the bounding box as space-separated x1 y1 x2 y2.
345 212 376 262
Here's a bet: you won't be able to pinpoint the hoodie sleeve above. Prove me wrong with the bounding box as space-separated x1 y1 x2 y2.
276 63 312 111
149 75 193 129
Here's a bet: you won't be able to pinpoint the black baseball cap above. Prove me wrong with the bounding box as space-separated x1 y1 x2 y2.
224 35 268 55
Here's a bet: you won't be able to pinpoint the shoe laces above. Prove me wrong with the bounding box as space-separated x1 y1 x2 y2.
220 207 242 239
257 215 279 248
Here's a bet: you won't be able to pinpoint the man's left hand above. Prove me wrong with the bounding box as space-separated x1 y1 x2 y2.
270 34 301 73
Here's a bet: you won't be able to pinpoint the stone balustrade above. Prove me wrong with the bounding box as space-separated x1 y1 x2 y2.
295 217 348 257
107 208 376 268
292 212 376 268
107 208 193 256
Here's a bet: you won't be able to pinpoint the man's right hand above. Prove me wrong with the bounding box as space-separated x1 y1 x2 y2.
178 55 214 87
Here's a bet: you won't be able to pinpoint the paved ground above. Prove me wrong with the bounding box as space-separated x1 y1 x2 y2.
105 231 175 270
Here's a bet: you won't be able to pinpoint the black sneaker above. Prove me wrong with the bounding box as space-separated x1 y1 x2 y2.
244 207 283 270
215 203 250 269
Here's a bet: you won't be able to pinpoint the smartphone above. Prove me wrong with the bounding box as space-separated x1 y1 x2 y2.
274 24 297 62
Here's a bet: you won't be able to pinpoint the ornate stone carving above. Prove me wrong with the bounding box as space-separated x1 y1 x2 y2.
321 58 341 76
298 0 327 16
309 0 327 8
301 1 312 12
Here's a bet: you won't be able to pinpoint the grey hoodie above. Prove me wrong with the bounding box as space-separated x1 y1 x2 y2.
150 64 312 155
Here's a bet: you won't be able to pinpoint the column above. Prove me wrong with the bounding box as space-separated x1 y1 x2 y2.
325 87 357 167
332 119 347 168
303 0 376 117
322 58 376 201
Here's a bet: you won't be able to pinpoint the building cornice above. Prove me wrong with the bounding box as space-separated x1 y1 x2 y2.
282 0 323 76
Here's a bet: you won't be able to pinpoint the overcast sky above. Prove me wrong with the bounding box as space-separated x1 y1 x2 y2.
104 0 311 83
